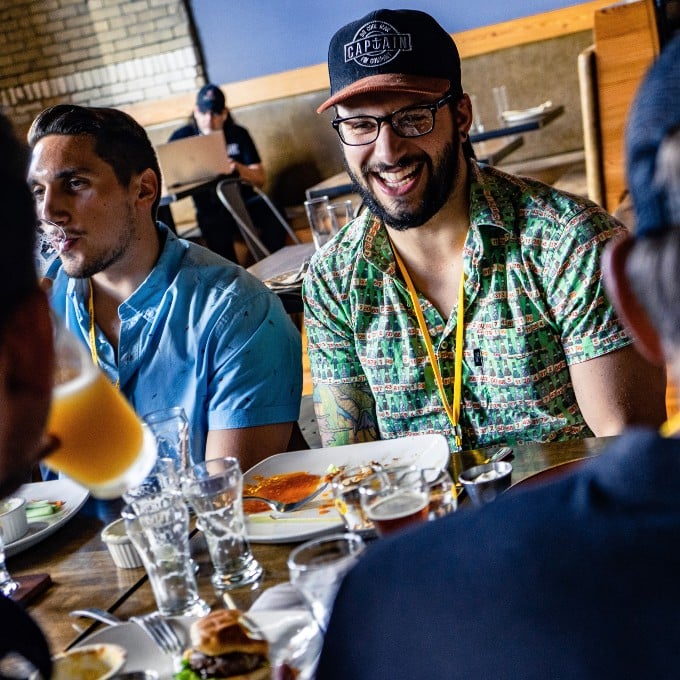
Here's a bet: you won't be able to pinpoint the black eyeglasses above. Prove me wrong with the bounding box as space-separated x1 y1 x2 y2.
331 94 453 146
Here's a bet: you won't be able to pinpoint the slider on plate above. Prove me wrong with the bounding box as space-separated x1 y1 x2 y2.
175 609 271 680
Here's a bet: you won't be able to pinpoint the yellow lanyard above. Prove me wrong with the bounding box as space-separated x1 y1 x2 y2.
659 410 680 438
392 244 465 449
88 279 120 390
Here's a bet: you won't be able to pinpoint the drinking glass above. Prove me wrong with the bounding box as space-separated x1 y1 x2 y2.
304 196 335 249
359 466 430 537
326 200 354 232
330 465 375 536
43 315 157 499
143 407 191 471
469 94 485 134
0 529 18 596
287 533 365 632
492 85 509 124
422 467 457 519
122 494 209 617
34 219 66 278
180 457 262 589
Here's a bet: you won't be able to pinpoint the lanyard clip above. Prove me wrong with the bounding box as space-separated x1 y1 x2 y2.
454 423 463 449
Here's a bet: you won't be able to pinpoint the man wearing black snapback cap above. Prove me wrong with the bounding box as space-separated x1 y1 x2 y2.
170 84 284 262
316 35 680 680
303 9 665 454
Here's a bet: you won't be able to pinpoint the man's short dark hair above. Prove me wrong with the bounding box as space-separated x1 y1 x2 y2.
0 113 38 332
28 105 162 220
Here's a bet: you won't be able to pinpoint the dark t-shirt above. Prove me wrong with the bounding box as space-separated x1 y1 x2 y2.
168 116 283 259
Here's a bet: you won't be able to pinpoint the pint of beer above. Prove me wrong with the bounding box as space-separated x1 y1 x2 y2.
44 316 156 498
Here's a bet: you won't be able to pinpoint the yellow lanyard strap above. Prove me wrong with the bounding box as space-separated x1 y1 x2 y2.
88 279 120 390
392 245 465 448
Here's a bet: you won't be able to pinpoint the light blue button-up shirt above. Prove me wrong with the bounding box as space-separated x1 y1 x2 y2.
50 224 302 462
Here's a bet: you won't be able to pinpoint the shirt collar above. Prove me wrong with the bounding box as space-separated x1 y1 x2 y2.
360 160 515 273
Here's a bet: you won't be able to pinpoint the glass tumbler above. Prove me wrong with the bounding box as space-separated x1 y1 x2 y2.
181 457 263 589
122 493 209 617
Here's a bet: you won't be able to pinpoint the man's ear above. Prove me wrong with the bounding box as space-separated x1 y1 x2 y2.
602 236 665 363
456 94 473 138
134 167 159 212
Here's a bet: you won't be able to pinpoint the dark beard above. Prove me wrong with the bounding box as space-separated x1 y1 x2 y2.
344 138 460 231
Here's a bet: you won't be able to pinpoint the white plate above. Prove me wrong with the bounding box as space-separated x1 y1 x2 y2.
5 479 89 557
243 434 449 544
501 100 553 124
74 609 322 680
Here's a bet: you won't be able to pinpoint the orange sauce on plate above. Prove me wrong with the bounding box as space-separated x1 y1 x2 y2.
243 471 323 514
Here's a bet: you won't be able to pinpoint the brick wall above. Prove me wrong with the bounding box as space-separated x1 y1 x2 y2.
0 0 203 133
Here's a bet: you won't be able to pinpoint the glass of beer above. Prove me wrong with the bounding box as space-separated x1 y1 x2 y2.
44 315 157 498
359 466 430 537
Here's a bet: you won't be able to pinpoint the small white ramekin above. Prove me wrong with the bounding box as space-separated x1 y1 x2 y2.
0 497 28 543
101 518 144 569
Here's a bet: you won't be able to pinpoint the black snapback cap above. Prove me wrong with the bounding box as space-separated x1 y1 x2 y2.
318 9 462 113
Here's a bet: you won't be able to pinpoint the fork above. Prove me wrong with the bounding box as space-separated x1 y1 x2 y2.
243 482 328 513
130 612 184 656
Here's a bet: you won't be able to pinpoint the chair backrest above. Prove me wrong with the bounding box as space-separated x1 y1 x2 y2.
216 178 300 262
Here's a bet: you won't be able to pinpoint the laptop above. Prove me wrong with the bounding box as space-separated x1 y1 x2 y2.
155 131 235 193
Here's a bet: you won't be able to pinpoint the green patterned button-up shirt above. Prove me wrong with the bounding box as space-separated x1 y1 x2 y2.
303 162 631 452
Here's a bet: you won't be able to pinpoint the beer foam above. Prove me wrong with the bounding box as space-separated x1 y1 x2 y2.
53 360 97 399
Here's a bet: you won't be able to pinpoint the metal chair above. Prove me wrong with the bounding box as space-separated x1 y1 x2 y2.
216 178 300 262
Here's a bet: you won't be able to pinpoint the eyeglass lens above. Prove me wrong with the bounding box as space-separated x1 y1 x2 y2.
336 105 435 146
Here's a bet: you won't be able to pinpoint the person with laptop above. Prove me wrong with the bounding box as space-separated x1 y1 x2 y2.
169 83 285 263
27 104 302 471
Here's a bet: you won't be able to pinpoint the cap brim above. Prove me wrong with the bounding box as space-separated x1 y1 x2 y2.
317 74 451 113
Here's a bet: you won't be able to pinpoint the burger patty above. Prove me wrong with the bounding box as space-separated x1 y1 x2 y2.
187 650 267 677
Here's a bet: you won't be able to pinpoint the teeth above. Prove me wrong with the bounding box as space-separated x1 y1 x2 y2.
377 164 418 186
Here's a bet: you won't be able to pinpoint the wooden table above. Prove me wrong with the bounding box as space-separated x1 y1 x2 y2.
11 436 613 654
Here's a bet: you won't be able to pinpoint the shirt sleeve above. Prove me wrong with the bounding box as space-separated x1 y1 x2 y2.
206 289 302 429
303 258 368 387
543 205 632 364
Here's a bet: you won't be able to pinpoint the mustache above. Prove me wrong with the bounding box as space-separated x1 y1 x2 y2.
361 154 426 175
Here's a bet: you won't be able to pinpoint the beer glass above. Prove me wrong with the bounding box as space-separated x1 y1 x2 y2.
43 316 157 498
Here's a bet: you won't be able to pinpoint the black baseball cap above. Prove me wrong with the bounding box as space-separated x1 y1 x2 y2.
196 84 226 114
626 35 680 238
317 9 462 114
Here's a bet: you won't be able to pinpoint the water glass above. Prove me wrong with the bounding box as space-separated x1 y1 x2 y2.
34 219 66 278
359 466 429 537
122 494 209 617
44 315 157 499
304 196 335 249
492 85 509 124
122 465 180 504
287 533 365 632
181 457 262 590
0 529 18 596
330 465 375 536
143 406 191 471
326 200 354 232
469 94 485 134
422 467 457 519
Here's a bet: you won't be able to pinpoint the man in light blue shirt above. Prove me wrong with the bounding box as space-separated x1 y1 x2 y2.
28 104 301 470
